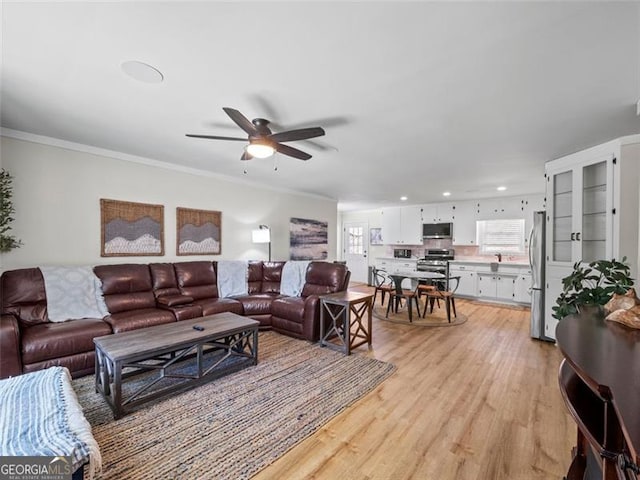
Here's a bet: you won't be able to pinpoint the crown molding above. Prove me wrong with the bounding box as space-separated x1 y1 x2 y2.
0 128 336 203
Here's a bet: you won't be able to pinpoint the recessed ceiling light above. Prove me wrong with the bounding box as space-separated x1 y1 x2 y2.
400 196 408 201
121 61 164 84
443 192 451 197
497 186 507 191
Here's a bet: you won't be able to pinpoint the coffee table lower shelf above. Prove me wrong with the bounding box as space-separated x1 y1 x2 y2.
94 314 259 419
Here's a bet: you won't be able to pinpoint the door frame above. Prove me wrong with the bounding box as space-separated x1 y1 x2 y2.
342 221 369 284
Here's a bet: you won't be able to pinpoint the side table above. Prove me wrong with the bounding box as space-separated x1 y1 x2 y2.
319 291 373 355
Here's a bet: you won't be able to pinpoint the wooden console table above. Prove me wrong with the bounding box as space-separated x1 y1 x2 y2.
319 291 373 355
556 311 640 479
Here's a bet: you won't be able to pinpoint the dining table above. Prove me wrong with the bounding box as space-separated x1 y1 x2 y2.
386 271 446 321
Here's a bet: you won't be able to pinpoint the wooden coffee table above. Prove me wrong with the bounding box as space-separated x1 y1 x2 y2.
94 312 259 418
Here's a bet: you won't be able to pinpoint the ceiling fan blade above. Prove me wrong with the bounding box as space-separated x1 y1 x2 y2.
270 127 325 143
241 151 253 161
186 134 247 141
274 143 312 160
223 107 257 135
280 116 351 130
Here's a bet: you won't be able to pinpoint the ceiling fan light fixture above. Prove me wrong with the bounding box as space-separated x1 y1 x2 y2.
246 142 275 159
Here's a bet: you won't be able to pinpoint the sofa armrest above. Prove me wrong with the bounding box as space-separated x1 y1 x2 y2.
0 313 22 378
157 294 194 307
302 295 321 341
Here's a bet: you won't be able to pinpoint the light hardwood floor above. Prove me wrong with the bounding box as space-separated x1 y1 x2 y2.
254 286 575 480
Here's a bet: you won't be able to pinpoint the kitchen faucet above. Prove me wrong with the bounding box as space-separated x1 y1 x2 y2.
495 253 502 262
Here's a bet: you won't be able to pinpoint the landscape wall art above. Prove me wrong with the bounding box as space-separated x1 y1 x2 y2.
100 199 164 256
289 217 328 260
176 207 221 255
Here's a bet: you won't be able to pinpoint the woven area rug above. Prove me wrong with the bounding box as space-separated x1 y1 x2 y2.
373 302 468 327
73 331 396 479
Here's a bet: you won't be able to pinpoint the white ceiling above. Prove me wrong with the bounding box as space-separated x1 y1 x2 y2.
2 2 639 211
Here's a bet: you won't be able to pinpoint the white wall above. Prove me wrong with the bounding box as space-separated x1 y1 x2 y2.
0 136 338 271
339 208 387 261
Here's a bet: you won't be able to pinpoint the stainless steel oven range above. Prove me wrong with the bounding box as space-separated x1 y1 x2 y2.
416 248 455 275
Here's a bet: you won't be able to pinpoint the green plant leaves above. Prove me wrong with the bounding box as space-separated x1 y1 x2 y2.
0 169 23 252
553 257 634 321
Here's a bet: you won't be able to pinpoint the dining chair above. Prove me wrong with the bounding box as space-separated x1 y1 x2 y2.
386 274 421 322
417 282 438 308
372 267 394 307
421 276 461 322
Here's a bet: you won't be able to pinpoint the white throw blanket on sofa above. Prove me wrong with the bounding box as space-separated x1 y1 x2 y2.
40 266 109 322
217 260 248 298
0 366 102 480
280 261 311 297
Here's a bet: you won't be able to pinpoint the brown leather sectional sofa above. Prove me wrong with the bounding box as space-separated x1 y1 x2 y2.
0 260 349 379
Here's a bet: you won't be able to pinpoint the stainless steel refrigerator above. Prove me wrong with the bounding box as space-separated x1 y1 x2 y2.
529 211 553 341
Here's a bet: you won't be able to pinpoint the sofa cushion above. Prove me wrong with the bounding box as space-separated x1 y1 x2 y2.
194 298 243 316
271 297 307 337
21 319 112 364
94 264 156 313
23 352 96 379
234 293 282 316
301 262 349 297
149 263 181 298
1 268 48 326
262 262 285 294
271 297 306 323
104 308 176 334
157 295 194 307
163 304 202 321
174 261 218 299
247 261 263 294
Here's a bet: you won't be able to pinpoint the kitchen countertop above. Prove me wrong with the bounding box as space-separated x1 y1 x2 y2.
376 257 419 261
450 259 530 267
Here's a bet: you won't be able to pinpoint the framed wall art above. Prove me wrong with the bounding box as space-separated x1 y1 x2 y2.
100 199 164 257
289 217 328 260
176 207 221 255
370 227 383 245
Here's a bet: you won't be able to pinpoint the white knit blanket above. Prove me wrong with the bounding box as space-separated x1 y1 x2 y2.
0 367 102 479
217 260 249 298
40 266 109 322
280 261 310 297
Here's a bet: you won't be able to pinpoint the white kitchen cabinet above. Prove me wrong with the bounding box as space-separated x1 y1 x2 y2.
477 195 545 222
476 273 517 301
544 135 640 341
420 203 455 223
476 273 494 297
546 154 614 266
521 194 545 243
381 206 423 245
376 258 417 274
496 275 517 300
514 274 532 304
477 198 507 219
449 267 476 297
452 200 477 245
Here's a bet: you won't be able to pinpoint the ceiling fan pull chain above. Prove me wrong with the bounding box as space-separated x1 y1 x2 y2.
273 155 278 172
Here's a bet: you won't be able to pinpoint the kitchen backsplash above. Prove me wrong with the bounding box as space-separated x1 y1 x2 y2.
383 240 529 263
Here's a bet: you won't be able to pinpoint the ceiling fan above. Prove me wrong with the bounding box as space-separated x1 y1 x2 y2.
186 107 325 161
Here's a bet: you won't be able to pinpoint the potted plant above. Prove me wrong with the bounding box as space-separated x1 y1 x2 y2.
0 168 23 252
552 257 634 321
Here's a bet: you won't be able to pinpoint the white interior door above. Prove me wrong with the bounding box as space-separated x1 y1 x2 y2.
343 221 368 283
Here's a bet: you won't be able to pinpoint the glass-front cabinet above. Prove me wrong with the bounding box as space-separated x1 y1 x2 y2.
546 155 614 267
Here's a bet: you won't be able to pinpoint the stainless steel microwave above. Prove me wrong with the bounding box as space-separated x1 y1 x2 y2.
422 222 453 239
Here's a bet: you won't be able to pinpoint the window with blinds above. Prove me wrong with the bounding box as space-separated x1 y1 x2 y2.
477 219 525 254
